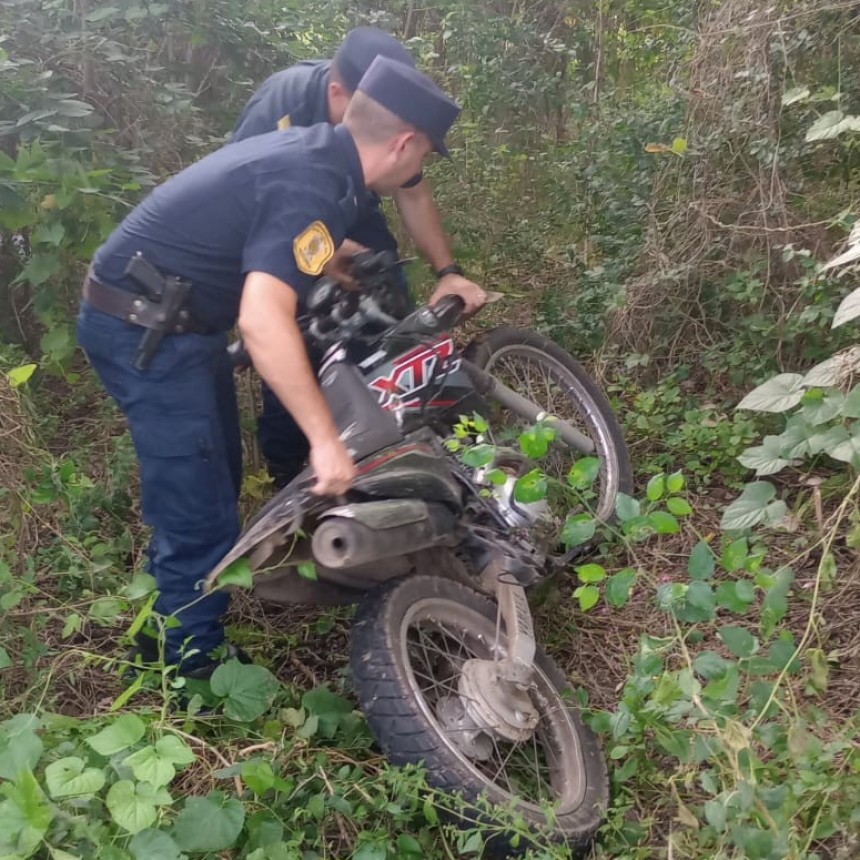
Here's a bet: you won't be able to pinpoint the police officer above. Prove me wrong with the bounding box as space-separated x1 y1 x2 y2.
78 56 462 679
233 27 487 485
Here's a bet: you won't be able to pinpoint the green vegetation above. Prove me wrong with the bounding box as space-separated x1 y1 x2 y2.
3 0 860 857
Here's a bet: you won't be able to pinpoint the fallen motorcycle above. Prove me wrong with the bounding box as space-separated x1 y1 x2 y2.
207 252 633 855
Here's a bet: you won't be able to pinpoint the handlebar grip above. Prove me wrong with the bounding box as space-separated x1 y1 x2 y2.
432 293 466 328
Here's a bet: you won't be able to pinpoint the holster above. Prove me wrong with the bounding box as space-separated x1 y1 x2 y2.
83 254 199 370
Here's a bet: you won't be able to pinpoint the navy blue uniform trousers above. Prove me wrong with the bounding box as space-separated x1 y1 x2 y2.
257 202 409 470
78 301 241 669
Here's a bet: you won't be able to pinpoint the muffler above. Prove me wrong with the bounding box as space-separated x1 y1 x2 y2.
312 500 458 569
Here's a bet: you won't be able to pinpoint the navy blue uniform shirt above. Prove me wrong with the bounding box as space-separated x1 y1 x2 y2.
93 124 364 332
232 61 331 142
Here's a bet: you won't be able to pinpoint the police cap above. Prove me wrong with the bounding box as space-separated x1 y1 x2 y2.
333 27 416 92
357 55 461 157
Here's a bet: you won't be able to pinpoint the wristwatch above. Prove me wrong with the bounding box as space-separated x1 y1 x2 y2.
435 263 465 279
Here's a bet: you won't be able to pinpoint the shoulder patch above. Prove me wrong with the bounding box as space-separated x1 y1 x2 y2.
277 113 292 130
293 221 335 276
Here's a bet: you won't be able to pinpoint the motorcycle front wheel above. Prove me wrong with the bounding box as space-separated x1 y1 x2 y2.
350 575 609 857
464 326 632 524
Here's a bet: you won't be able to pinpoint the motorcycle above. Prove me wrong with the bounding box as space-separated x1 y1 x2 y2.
207 252 633 856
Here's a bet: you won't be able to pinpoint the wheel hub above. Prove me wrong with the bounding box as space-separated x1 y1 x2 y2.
436 695 494 760
459 658 539 743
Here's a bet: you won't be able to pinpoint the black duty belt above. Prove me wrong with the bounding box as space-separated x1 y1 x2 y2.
83 276 207 335
84 253 214 369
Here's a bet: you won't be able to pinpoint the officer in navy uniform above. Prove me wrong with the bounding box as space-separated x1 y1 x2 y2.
78 56 469 679
232 27 486 486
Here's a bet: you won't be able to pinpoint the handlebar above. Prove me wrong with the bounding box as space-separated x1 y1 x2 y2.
229 252 470 369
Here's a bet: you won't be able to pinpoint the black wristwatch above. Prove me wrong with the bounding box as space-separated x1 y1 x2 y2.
435 263 465 279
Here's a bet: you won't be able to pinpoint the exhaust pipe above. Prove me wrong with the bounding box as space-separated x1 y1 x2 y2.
312 500 458 569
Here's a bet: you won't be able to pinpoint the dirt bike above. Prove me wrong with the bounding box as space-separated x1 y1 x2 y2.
207 252 633 856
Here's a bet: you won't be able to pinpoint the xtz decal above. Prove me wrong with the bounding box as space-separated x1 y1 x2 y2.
368 338 461 410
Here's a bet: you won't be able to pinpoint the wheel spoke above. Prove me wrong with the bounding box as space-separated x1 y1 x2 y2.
403 611 583 813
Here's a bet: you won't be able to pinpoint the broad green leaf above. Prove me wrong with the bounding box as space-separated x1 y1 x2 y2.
154 735 195 766
782 86 810 106
718 626 759 658
301 687 353 738
716 581 756 614
124 746 175 789
648 510 679 534
0 770 53 857
106 780 157 834
693 651 733 680
801 390 845 425
54 99 93 118
688 540 715 581
646 474 665 501
775 418 815 458
513 469 547 503
605 568 637 608
518 424 556 459
44 756 106 798
666 471 685 493
807 423 850 455
761 567 794 638
7 364 37 388
174 793 245 853
123 572 157 600
86 714 145 756
841 384 860 418
767 633 800 673
737 435 796 476
615 493 640 522
129 829 181 860
33 221 65 246
828 426 860 465
736 374 805 413
0 715 43 780
567 457 600 490
0 647 9 669
216 557 254 590
704 798 728 832
561 513 596 547
833 285 860 328
720 482 780 531
20 252 62 287
666 497 692 516
722 537 748 573
576 563 606 584
462 443 495 467
354 839 388 860
210 661 279 722
806 109 860 142
685 581 716 618
573 585 600 611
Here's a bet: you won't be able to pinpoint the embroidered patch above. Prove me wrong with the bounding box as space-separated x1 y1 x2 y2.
277 113 292 130
293 221 335 276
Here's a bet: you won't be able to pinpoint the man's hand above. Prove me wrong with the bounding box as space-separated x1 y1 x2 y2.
429 273 487 314
324 239 369 290
310 436 357 496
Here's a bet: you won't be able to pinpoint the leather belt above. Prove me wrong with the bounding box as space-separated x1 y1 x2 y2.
83 276 209 335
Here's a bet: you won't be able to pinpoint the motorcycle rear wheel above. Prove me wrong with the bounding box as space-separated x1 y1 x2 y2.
464 326 632 524
351 575 609 857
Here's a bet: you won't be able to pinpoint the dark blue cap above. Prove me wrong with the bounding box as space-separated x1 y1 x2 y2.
357 55 461 157
333 27 416 92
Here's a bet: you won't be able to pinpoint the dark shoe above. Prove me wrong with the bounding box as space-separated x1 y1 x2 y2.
181 643 253 681
121 629 162 680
